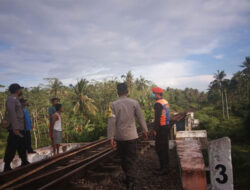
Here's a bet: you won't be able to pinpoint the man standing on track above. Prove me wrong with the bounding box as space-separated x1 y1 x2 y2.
108 83 148 190
151 87 170 175
3 83 29 172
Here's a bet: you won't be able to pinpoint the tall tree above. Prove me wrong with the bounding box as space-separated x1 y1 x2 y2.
135 76 150 91
121 71 134 90
0 85 6 120
44 78 63 97
211 70 226 119
222 79 230 119
72 79 97 117
240 57 250 99
240 57 250 74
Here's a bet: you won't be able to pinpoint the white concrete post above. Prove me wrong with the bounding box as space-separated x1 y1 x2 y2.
173 124 176 138
208 137 233 190
176 130 207 149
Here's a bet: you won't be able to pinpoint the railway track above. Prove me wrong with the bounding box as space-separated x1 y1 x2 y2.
0 112 187 190
0 139 151 190
0 139 113 190
41 141 151 190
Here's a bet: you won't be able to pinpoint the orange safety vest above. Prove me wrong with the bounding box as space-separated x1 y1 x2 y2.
156 99 170 126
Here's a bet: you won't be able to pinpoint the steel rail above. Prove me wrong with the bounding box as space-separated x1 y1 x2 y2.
38 149 115 190
10 148 114 190
0 138 109 190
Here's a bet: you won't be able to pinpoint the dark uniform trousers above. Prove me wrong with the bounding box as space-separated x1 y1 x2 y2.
116 139 137 182
155 126 169 170
25 130 33 152
4 130 28 165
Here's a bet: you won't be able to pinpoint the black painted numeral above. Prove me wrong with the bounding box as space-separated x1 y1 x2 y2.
215 164 228 184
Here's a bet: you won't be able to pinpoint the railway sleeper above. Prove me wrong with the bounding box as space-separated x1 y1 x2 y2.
77 144 151 188
69 184 95 190
69 178 97 190
89 165 120 174
92 168 121 178
85 173 112 185
138 144 151 155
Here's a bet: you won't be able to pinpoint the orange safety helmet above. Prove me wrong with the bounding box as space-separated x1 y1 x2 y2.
152 87 163 94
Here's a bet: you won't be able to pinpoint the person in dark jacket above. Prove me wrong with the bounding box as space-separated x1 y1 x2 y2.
151 87 170 175
3 83 29 172
108 83 148 190
20 98 36 154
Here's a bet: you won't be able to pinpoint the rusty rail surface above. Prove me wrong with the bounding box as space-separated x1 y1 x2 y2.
170 112 187 125
0 138 110 190
41 112 187 190
39 149 115 190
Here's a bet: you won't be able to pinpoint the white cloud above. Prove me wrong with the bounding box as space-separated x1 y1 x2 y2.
0 0 249 90
214 54 224 59
132 61 213 91
133 60 194 84
167 75 214 91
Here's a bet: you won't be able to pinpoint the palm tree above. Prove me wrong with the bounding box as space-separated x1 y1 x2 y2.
0 85 6 121
240 57 250 99
211 70 226 119
222 79 230 119
72 79 97 117
121 71 134 89
240 57 250 74
44 78 63 97
135 76 150 91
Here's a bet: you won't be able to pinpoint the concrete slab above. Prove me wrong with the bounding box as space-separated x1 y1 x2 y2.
176 130 207 149
176 140 207 190
145 140 176 149
0 142 89 172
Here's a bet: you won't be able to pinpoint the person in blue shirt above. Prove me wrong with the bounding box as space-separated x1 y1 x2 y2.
20 99 36 154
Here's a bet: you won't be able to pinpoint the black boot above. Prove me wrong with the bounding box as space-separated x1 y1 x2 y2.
126 177 135 190
158 168 168 176
127 182 135 190
4 163 12 172
119 175 128 185
21 160 30 166
153 166 162 175
28 150 36 154
153 167 161 173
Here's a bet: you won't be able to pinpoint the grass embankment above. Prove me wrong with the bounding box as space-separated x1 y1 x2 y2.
232 144 250 190
0 129 8 158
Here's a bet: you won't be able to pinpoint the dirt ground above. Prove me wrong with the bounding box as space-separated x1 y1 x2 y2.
105 146 182 190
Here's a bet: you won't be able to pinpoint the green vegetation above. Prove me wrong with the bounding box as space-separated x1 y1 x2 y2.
0 71 207 154
195 57 250 189
0 57 249 188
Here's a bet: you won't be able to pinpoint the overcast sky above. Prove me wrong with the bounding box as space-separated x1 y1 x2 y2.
0 0 250 91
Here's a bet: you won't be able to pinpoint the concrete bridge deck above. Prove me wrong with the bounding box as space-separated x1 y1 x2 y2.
0 142 89 172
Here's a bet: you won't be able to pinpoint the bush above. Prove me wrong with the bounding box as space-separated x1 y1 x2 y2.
232 144 250 189
196 107 247 142
0 129 8 158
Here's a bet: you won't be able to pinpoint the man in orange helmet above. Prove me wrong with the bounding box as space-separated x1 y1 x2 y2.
151 87 170 175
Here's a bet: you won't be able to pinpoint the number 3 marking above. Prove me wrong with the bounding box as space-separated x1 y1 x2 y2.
215 164 228 184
